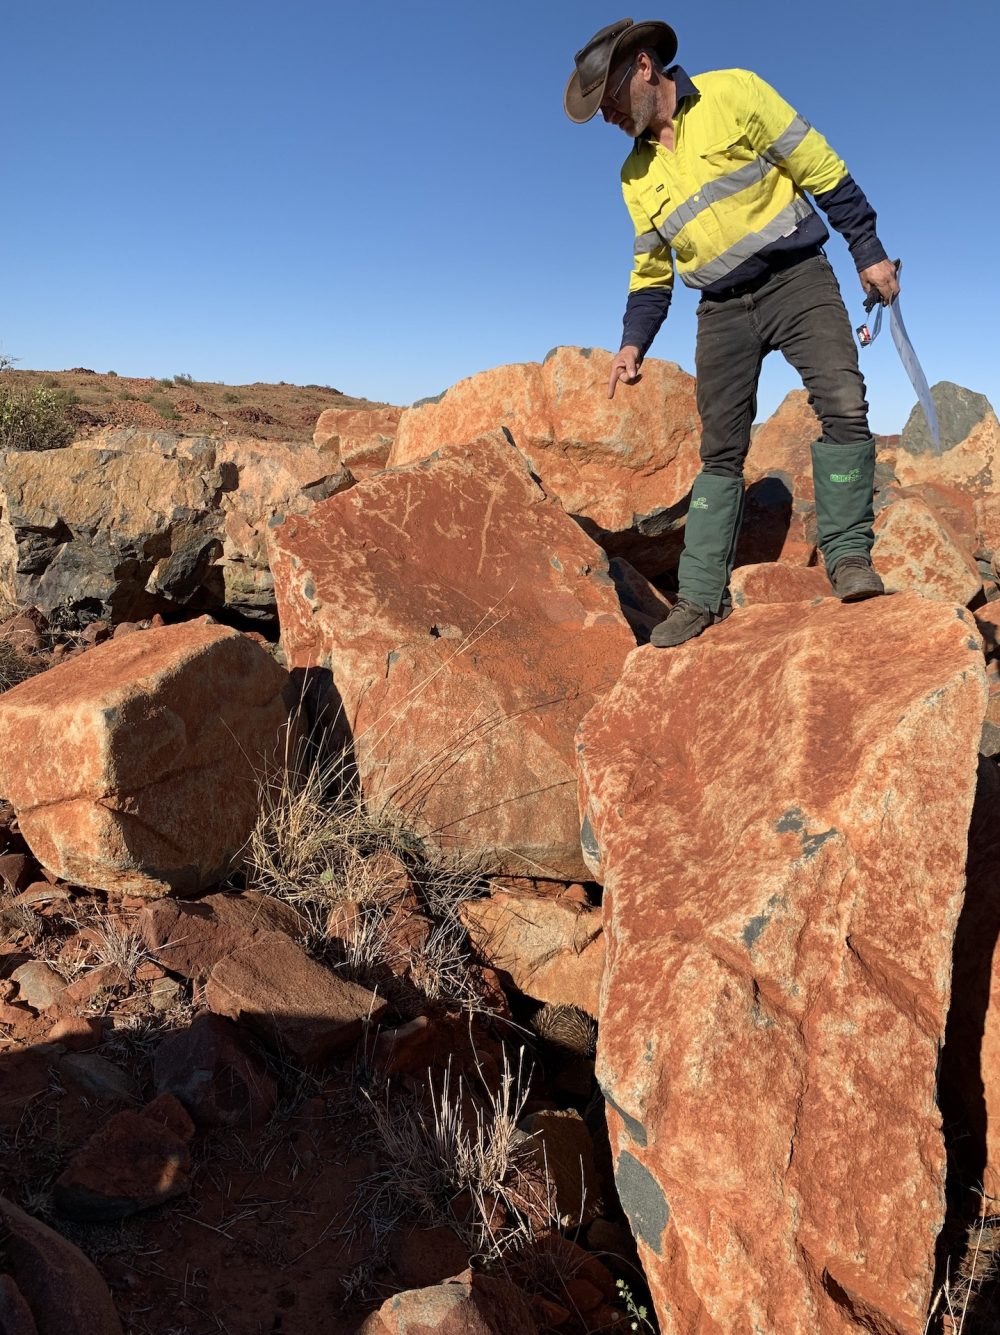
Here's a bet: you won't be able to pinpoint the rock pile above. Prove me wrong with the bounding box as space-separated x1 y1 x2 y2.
0 429 353 628
0 364 997 1334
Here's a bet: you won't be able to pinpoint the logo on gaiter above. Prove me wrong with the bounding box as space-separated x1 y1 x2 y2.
829 468 861 483
691 497 709 510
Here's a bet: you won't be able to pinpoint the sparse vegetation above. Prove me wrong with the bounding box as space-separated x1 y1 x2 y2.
0 637 45 693
87 914 153 981
616 1278 655 1332
0 384 75 451
148 395 180 421
244 728 489 1013
353 1046 548 1273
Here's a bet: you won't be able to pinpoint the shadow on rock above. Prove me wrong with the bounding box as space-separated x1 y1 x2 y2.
936 753 1000 1311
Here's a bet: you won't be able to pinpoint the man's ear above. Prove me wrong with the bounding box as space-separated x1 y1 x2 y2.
635 50 658 83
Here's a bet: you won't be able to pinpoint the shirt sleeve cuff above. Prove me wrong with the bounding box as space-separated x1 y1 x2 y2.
850 236 889 271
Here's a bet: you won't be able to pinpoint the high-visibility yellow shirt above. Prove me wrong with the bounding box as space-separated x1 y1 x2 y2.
621 67 884 308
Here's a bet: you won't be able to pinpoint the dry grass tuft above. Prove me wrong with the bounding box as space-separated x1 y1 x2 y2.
244 735 409 906
0 637 44 694
87 915 153 981
0 900 44 946
352 1045 548 1275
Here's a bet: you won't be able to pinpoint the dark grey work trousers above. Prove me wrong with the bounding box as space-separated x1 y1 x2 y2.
694 254 871 475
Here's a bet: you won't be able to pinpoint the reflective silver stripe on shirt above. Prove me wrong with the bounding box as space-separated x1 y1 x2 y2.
634 229 663 256
682 197 815 288
656 156 773 245
764 114 812 165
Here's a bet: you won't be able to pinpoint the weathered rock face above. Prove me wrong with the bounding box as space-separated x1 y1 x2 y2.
53 1095 194 1221
138 890 306 978
269 431 635 878
460 888 604 1018
388 347 702 575
577 594 986 1334
872 494 982 604
0 430 352 627
730 563 830 608
976 490 1000 578
204 930 388 1064
893 383 1000 496
0 1193 123 1333
313 405 401 477
0 620 295 898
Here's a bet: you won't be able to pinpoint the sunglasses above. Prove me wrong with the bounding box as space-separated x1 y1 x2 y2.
606 59 635 104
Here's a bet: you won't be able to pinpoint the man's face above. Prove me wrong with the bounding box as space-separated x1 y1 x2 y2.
600 54 656 137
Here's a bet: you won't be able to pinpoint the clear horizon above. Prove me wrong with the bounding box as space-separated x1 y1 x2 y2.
5 1 996 436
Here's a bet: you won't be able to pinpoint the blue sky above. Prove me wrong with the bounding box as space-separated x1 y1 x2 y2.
4 1 996 433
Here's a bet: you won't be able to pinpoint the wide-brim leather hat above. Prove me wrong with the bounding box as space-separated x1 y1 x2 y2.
564 17 678 124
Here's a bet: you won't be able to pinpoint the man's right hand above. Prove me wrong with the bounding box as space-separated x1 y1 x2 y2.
608 346 641 399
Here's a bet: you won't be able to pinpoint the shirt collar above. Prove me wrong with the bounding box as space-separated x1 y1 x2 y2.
669 64 699 108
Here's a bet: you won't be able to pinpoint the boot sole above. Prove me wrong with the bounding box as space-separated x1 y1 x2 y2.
838 586 885 603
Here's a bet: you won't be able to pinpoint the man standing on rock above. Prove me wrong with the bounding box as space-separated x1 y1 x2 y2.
564 19 899 646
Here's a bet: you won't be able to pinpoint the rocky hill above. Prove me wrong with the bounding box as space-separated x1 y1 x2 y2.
3 366 389 443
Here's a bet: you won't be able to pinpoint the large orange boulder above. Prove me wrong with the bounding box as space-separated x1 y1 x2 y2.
269 431 635 879
939 758 1000 1214
389 347 701 575
872 494 982 604
313 405 401 477
577 594 986 1333
0 620 295 898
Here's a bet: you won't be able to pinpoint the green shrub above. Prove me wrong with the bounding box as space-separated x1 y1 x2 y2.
223 391 240 403
0 386 75 451
174 372 194 386
107 369 118 377
158 377 174 389
150 396 180 421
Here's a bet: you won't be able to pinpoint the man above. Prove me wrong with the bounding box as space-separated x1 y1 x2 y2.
564 19 899 647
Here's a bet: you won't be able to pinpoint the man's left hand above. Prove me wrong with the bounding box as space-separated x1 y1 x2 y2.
859 259 900 306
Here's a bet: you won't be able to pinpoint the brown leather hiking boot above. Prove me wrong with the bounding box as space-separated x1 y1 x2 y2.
649 598 730 649
829 554 885 602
